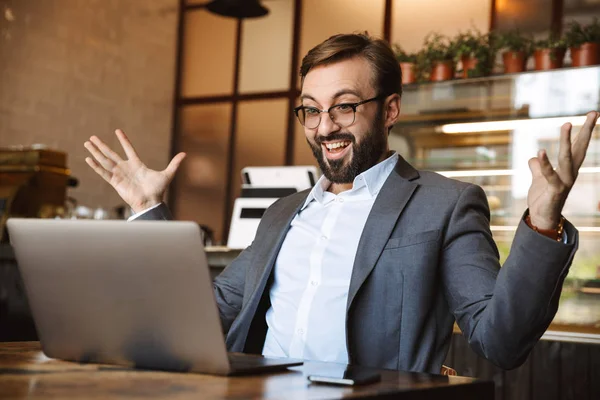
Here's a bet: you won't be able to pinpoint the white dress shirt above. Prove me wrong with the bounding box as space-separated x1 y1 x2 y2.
262 152 399 363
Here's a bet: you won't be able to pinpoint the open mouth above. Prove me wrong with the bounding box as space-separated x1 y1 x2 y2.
322 140 352 160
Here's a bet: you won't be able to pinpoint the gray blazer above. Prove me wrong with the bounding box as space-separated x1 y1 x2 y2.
140 156 578 373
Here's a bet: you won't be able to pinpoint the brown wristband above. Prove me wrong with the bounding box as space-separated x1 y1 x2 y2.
525 214 565 242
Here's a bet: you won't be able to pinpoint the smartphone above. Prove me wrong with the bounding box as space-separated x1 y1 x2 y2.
307 367 381 386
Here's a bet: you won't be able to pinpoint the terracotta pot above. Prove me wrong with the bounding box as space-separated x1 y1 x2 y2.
534 48 566 70
430 60 454 82
570 42 600 67
399 62 416 84
502 51 527 73
460 56 478 78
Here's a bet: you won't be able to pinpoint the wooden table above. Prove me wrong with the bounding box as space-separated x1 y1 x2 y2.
0 342 493 399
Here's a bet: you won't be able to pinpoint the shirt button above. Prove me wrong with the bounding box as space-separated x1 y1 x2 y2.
321 235 327 240
297 328 304 335
338 198 344 203
311 280 319 286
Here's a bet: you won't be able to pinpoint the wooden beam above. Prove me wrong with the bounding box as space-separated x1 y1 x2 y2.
285 0 303 165
222 18 244 242
167 0 186 214
551 0 565 36
384 0 392 42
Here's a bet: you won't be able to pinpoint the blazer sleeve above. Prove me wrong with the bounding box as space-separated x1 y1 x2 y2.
131 203 173 220
212 244 253 334
441 184 578 370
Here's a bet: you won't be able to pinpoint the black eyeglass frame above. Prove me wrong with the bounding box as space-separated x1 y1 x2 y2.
293 95 386 129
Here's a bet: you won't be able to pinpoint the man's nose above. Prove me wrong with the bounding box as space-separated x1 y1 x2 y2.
317 112 341 136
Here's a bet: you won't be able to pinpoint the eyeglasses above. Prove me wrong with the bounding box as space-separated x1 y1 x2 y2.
294 95 384 129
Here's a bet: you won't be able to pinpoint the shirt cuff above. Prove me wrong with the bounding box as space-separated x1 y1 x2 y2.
127 203 162 221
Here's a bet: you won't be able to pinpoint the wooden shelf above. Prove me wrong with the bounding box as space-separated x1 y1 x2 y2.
399 107 530 125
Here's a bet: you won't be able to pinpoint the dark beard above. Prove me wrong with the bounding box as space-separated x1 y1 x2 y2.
308 111 387 184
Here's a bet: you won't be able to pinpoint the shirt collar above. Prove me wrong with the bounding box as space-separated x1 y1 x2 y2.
301 152 398 210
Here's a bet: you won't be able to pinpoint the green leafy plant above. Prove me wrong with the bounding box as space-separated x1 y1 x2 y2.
419 32 455 62
535 34 567 61
496 29 533 55
453 29 496 78
564 18 600 47
535 34 567 50
569 254 600 280
392 44 417 63
415 32 455 80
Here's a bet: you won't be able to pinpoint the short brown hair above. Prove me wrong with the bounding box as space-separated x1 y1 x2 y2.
299 33 402 97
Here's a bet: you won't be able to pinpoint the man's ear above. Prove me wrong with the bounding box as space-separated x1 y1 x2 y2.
384 94 401 128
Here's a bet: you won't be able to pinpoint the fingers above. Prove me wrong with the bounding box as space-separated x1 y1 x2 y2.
163 152 187 180
84 140 116 171
85 156 112 182
528 156 542 178
557 123 574 185
571 111 598 169
115 129 139 161
537 149 563 188
89 135 123 164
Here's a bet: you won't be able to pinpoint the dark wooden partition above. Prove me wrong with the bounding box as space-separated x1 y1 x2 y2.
446 333 600 400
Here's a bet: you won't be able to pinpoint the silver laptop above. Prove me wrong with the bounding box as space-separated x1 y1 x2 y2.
7 218 302 375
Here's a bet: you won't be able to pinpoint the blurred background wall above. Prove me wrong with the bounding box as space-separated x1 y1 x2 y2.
0 0 178 210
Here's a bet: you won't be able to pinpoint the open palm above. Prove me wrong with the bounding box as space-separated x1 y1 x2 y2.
84 129 186 213
527 112 598 229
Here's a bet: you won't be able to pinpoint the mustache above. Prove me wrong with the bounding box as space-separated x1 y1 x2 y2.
315 133 355 145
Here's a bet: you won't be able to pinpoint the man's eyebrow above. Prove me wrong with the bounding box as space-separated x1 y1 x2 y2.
300 89 363 104
300 94 317 102
332 89 362 100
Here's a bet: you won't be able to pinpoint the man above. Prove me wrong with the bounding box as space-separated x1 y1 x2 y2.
84 33 597 373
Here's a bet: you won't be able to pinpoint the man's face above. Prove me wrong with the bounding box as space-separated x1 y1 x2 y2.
300 57 389 184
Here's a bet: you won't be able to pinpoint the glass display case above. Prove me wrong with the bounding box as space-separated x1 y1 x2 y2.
390 65 600 339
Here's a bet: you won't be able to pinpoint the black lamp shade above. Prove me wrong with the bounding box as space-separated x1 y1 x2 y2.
205 0 269 19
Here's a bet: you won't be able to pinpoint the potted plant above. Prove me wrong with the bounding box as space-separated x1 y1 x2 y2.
564 18 600 67
496 30 533 73
534 35 567 70
417 33 456 82
393 44 418 84
454 30 496 78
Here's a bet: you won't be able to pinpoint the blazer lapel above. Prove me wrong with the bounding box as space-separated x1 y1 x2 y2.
346 157 420 312
245 191 309 300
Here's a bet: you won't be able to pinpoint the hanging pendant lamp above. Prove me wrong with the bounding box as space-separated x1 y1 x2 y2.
205 0 269 19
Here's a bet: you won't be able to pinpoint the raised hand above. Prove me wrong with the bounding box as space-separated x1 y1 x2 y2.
84 129 186 213
527 111 598 230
